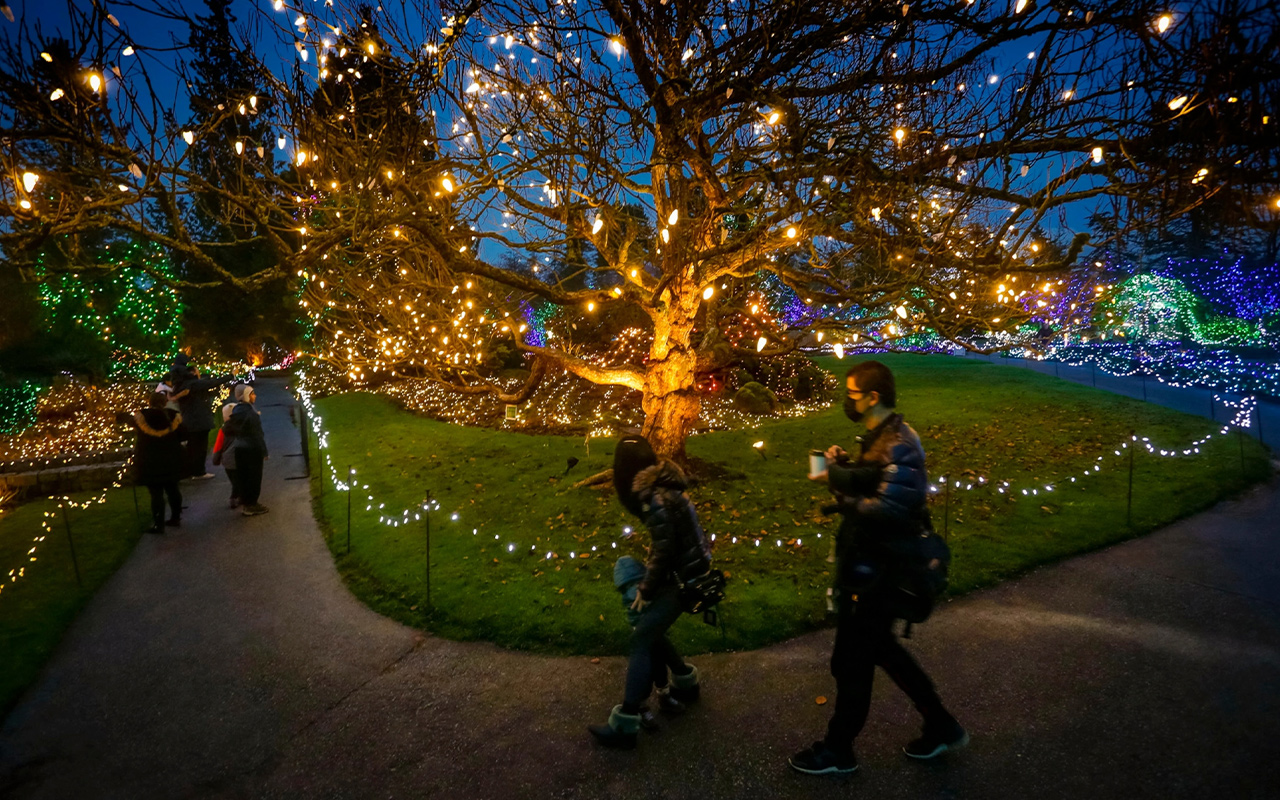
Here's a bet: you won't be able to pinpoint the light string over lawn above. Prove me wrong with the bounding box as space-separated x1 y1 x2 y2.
295 371 1257 561
2 457 132 599
930 395 1257 498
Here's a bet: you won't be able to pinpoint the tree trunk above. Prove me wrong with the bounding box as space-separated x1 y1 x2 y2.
640 281 702 462
641 360 701 462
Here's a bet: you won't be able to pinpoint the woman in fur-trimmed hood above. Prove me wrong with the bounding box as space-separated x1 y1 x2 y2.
588 435 712 750
132 391 184 534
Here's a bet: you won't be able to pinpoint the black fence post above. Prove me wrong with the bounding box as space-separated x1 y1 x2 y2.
60 502 83 587
131 483 141 530
424 488 432 610
1126 438 1136 528
942 475 950 540
299 403 311 478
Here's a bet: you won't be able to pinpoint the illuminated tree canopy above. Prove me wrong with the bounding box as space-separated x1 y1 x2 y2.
0 0 1260 457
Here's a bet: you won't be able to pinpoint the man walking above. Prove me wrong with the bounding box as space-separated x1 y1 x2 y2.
789 360 966 776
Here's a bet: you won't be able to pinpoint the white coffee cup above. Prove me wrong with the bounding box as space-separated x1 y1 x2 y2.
808 449 826 478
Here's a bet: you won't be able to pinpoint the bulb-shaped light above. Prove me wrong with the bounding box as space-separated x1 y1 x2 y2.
667 208 679 225
22 172 38 192
756 336 767 352
591 217 604 234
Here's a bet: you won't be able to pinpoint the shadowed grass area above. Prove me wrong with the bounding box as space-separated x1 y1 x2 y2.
310 354 1271 656
0 488 144 715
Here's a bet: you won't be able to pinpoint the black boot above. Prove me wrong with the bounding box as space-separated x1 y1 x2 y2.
656 687 686 716
587 705 641 749
667 664 700 704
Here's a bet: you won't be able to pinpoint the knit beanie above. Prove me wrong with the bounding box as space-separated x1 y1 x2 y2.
234 384 249 402
222 403 235 422
613 435 658 519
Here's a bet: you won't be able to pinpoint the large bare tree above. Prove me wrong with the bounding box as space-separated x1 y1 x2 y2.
0 0 1228 458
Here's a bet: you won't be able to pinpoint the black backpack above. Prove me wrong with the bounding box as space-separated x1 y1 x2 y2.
880 515 950 624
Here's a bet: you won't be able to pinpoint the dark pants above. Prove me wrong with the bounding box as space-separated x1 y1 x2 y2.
824 593 944 753
146 481 181 527
225 468 240 502
623 585 687 709
185 429 210 477
236 449 264 505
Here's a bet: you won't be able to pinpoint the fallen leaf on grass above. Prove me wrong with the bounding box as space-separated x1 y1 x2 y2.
815 696 828 705
591 658 601 664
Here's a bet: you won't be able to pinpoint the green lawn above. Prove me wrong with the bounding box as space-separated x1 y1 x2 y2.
0 488 144 714
309 354 1272 656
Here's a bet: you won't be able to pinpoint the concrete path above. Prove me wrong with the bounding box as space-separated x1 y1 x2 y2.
2 377 1279 799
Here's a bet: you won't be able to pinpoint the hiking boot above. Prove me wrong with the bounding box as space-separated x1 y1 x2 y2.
788 741 858 776
241 504 269 517
587 705 641 749
165 518 181 528
667 664 700 704
228 497 240 509
904 717 969 760
145 524 164 535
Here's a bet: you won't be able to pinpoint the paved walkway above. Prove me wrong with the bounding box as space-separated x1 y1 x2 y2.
2 376 1278 799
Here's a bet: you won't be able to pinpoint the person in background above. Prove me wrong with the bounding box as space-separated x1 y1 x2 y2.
212 389 242 509
228 384 269 516
789 360 966 777
132 391 184 534
171 355 234 479
587 435 710 750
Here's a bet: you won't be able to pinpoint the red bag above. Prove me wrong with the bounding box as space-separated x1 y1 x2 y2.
211 429 226 466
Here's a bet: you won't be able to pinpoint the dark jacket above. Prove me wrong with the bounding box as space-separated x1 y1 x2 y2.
828 413 931 591
173 371 233 432
225 400 267 456
132 408 184 485
632 461 713 599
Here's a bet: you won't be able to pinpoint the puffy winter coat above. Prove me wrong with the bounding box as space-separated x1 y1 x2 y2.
132 408 184 485
173 371 233 432
225 401 268 456
827 413 931 590
632 461 713 599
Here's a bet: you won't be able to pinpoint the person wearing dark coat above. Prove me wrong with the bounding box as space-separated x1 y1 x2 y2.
172 362 234 479
588 435 712 750
133 392 184 534
226 384 269 516
789 361 965 777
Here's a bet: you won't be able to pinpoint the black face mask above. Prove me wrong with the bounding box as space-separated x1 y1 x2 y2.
843 396 864 422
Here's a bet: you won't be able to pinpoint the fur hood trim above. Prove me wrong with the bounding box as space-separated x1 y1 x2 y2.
135 410 182 438
632 460 688 500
